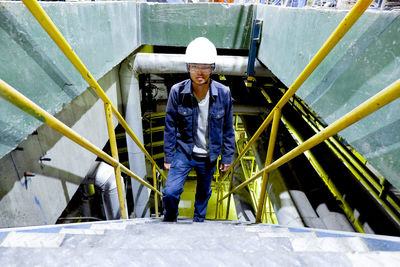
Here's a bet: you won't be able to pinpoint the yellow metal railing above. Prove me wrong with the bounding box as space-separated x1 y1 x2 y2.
0 79 161 218
9 0 398 225
234 115 278 224
8 0 167 219
286 93 400 227
218 0 398 227
222 78 400 228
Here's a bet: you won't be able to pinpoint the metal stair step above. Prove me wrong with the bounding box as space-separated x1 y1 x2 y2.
1 218 400 266
1 247 399 267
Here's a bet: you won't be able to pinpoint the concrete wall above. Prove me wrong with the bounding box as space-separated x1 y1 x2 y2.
256 6 400 189
0 1 140 159
0 67 121 227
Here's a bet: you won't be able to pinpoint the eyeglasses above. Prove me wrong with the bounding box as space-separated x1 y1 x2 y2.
187 64 214 73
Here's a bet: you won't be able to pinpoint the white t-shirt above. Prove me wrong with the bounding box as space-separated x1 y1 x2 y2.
193 90 210 157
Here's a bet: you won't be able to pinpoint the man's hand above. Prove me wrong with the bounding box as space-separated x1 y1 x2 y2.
164 162 171 171
219 163 231 175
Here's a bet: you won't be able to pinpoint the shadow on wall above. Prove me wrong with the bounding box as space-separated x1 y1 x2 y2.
232 4 254 49
0 67 120 208
0 5 80 100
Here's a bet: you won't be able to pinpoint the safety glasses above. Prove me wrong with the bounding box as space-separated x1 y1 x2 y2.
187 63 215 73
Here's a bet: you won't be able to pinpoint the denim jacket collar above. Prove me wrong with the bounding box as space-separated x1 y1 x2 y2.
180 79 218 100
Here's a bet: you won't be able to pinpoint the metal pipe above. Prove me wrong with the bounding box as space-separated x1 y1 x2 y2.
215 179 221 219
119 58 151 218
104 103 128 219
152 164 159 217
133 53 272 77
256 109 281 223
0 78 161 196
221 78 400 201
225 171 234 220
21 0 166 182
86 161 121 220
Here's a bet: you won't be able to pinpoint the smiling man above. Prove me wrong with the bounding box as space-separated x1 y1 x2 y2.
162 37 235 222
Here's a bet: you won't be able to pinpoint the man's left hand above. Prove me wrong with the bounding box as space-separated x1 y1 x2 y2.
219 163 231 175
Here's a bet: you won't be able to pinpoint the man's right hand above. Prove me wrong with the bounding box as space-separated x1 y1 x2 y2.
164 162 171 171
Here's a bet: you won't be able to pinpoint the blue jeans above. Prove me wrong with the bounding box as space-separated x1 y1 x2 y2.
163 151 216 222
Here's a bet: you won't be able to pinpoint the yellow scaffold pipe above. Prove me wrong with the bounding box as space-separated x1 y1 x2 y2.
221 112 274 182
219 0 374 182
255 109 281 223
21 0 166 181
220 78 400 201
104 103 128 219
0 79 162 197
152 164 159 217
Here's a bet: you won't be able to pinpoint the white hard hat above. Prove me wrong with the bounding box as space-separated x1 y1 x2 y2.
185 37 217 64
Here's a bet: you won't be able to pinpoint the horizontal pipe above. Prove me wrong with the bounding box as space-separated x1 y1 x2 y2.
0 78 162 196
221 78 400 201
133 53 272 77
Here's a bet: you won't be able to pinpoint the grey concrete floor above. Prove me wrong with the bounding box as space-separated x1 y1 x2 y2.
1 218 400 266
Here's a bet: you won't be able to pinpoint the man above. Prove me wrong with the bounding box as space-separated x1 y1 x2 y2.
162 37 235 222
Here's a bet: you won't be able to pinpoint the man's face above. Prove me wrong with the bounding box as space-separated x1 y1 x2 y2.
188 64 213 85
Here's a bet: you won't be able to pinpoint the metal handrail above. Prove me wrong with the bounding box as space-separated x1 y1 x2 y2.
220 0 376 222
221 79 400 224
21 0 166 218
17 0 382 222
21 0 166 180
0 79 162 214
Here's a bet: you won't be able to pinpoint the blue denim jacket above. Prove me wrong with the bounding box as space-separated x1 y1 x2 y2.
164 79 235 164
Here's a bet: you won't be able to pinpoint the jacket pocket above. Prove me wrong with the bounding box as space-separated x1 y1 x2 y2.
178 106 193 116
210 108 224 141
211 109 225 120
177 106 193 138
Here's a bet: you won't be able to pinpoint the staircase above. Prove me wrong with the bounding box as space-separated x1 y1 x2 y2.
1 218 400 266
